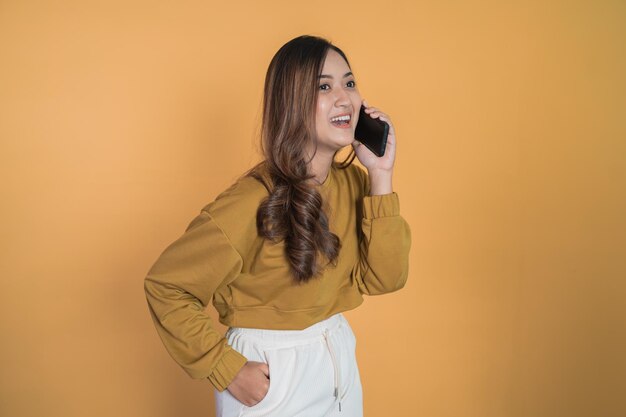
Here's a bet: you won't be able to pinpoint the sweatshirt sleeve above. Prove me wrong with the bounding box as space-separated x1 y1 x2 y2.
351 170 412 295
144 210 248 392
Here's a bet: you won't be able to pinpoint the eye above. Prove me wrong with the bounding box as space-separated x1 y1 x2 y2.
347 80 356 88
319 84 330 91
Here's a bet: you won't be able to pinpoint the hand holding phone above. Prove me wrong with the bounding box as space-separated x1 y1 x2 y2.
354 104 389 157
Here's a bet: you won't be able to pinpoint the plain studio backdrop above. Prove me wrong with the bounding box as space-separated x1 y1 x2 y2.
1 1 624 416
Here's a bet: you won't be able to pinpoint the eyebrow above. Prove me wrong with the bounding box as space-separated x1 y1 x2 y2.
317 71 353 79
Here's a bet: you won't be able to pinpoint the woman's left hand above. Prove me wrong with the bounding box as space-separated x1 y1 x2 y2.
351 99 396 173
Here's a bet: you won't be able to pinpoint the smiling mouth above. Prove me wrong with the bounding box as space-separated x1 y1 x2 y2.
330 114 351 128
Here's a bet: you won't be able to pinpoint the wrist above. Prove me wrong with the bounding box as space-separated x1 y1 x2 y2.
367 168 393 195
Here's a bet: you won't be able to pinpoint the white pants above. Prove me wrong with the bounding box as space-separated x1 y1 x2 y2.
214 312 363 417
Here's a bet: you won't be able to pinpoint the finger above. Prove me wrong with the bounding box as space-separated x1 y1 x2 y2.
378 114 391 123
363 102 377 112
374 110 390 120
365 107 383 116
369 111 390 121
361 103 393 124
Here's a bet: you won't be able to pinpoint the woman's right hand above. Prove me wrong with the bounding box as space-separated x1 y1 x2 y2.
226 361 270 407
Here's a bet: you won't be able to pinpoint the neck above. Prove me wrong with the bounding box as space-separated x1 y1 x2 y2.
307 148 335 185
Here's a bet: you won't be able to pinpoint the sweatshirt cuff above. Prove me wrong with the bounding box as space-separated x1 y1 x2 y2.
207 348 248 392
362 192 400 219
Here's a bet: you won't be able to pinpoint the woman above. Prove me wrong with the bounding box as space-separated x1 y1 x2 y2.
144 35 411 417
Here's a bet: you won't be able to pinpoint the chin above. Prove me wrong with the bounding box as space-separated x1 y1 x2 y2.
330 139 354 150
316 130 355 151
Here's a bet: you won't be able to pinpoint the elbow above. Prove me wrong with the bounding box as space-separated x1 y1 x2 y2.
144 274 157 299
143 275 160 315
143 273 168 309
394 229 411 291
365 266 409 295
382 224 411 294
381 251 411 293
393 267 409 291
385 267 409 293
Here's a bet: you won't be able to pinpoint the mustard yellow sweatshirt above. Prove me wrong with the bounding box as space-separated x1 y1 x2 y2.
144 162 411 392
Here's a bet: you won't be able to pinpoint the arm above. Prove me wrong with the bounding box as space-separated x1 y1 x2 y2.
350 99 411 294
351 172 412 295
144 210 248 392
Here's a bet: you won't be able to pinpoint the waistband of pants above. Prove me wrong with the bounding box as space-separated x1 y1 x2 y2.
226 312 345 348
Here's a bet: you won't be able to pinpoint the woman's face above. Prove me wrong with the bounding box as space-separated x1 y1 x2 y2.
313 49 362 155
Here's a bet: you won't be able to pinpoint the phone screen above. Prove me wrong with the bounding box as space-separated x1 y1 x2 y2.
354 104 389 157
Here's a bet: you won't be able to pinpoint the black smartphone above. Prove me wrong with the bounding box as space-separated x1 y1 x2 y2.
354 104 389 157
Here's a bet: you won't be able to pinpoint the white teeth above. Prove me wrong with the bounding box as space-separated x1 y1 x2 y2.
330 115 351 122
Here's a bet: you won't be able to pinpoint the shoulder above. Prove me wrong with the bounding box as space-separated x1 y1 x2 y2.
334 162 369 196
199 164 269 249
202 162 269 212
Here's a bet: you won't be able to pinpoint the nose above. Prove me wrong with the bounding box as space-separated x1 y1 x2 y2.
334 87 351 108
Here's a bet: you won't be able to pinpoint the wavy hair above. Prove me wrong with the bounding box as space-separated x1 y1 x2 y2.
246 35 356 284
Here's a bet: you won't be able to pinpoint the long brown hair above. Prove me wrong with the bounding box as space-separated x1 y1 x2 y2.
247 35 356 284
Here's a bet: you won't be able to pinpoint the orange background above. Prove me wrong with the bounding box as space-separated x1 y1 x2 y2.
1 1 625 416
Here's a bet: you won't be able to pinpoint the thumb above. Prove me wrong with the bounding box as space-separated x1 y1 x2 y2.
260 363 270 378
